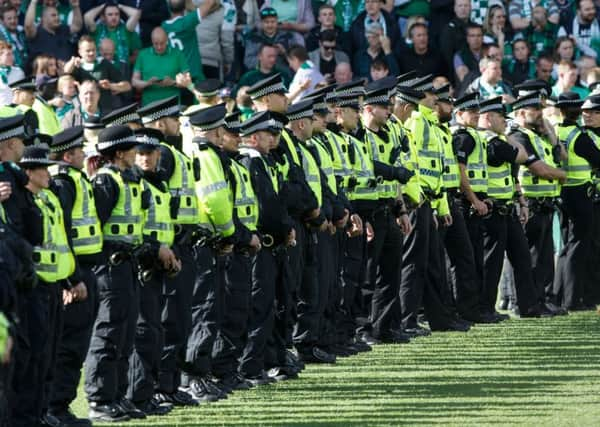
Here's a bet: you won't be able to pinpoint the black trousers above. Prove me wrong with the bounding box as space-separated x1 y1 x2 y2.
128 275 164 403
320 230 341 348
443 198 481 321
524 205 555 304
553 185 594 308
85 259 139 403
400 203 455 330
483 210 538 314
240 248 277 377
182 245 224 384
49 265 98 413
293 227 323 352
366 207 403 338
212 252 252 378
12 282 62 427
158 242 195 393
590 202 600 304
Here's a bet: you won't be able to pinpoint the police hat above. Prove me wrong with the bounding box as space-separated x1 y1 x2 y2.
335 79 365 98
247 74 286 100
9 77 36 92
395 86 425 106
554 91 584 109
335 92 360 109
581 93 600 110
454 92 480 111
364 78 393 106
102 103 141 127
303 94 328 115
137 96 180 124
188 104 227 131
513 79 551 98
433 84 452 103
240 111 286 136
511 92 543 111
96 125 138 154
307 84 337 103
83 116 105 130
224 111 242 134
0 114 25 142
479 96 506 115
287 99 314 121
410 74 434 92
195 79 221 98
19 144 55 169
589 81 600 94
134 128 163 151
50 126 85 153
396 71 420 89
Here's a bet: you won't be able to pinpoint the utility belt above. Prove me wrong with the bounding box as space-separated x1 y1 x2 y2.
422 188 443 201
489 199 515 216
107 242 180 285
191 226 222 250
528 197 557 214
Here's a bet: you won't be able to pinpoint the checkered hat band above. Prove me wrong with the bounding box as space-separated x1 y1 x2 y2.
582 99 600 109
397 77 421 88
397 94 421 105
226 120 241 128
480 104 503 113
558 99 582 105
313 102 327 111
193 118 225 131
135 135 160 146
364 95 390 105
111 113 141 126
249 82 286 99
436 91 450 100
456 99 479 110
0 125 24 141
20 157 52 164
243 119 283 135
337 99 359 108
50 136 84 153
97 137 137 151
287 110 313 121
140 105 180 124
413 82 433 92
199 90 218 97
514 97 541 110
325 92 337 102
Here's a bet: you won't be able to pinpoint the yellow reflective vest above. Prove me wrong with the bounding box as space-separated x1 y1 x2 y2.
161 143 200 225
558 125 592 187
485 132 515 200
230 157 259 232
142 179 175 247
515 126 561 198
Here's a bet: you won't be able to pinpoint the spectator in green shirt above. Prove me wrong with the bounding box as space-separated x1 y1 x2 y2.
235 43 291 96
84 2 141 77
132 27 192 106
524 6 559 59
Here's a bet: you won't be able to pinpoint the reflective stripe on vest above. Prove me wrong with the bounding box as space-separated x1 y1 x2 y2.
344 133 379 201
142 180 174 246
464 127 488 193
560 125 592 187
299 144 323 206
98 168 143 246
486 133 514 200
231 159 258 231
162 143 199 225
517 127 560 198
366 130 397 198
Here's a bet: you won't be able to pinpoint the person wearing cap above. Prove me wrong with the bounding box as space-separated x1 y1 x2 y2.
553 92 600 310
18 144 76 427
237 110 296 385
136 97 199 407
581 94 600 305
191 79 222 110
45 126 102 427
400 75 471 334
181 103 236 401
126 128 180 416
433 85 482 324
508 92 568 314
101 103 143 129
31 81 62 137
477 96 545 318
9 77 40 137
357 77 418 343
210 111 262 388
83 125 146 422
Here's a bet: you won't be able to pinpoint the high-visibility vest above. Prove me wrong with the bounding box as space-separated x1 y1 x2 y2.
516 126 560 198
230 158 259 231
310 137 338 195
319 129 352 187
588 130 600 191
33 189 75 282
161 143 199 225
97 167 144 246
49 165 103 256
388 117 422 206
484 131 514 200
142 179 174 246
343 132 379 201
298 142 323 206
194 142 235 238
437 122 460 190
364 127 398 199
452 126 488 194
558 125 592 187
32 97 61 136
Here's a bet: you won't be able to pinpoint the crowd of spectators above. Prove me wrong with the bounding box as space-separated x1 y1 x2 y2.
2 0 600 120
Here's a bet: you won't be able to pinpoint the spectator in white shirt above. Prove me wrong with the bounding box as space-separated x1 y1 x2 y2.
0 40 24 106
286 45 325 103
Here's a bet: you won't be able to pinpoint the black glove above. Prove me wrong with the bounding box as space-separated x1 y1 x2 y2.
347 142 356 165
389 145 402 165
400 134 410 153
347 176 358 191
552 144 562 165
392 167 414 184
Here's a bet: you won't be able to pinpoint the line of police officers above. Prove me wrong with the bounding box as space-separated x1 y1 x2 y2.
0 72 599 427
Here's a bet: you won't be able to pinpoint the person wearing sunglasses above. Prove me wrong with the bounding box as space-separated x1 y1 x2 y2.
308 29 349 81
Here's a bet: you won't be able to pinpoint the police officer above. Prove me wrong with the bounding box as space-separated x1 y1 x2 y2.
8 78 39 137
477 97 543 318
101 103 144 129
401 75 469 333
508 92 568 313
127 128 179 415
181 104 236 401
553 92 600 310
137 97 199 407
237 111 295 385
20 144 76 427
358 77 416 342
581 93 600 305
84 126 145 422
47 126 102 427
211 111 261 388
433 85 482 323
